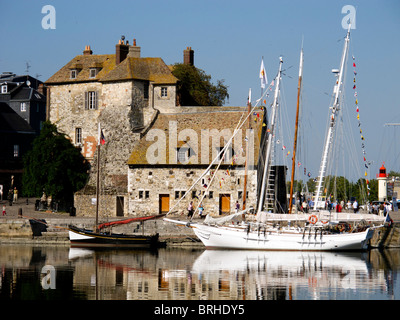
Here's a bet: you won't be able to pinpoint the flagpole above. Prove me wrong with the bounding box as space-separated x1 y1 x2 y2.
242 89 251 211
261 56 264 98
95 122 101 231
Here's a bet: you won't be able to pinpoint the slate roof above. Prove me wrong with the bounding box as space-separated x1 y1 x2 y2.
46 54 115 84
46 54 178 85
127 107 265 167
101 57 178 84
0 102 35 133
11 86 45 102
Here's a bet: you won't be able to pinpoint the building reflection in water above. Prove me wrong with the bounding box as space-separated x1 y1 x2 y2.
0 245 399 300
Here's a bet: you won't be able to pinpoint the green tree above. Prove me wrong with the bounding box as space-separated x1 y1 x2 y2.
172 63 229 106
306 178 316 193
388 170 400 178
321 176 350 201
367 179 378 201
22 121 89 207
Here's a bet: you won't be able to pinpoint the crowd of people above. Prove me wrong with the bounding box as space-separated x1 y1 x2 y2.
296 195 395 216
184 194 396 219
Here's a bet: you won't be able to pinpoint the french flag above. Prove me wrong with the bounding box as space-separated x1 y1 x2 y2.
98 123 105 146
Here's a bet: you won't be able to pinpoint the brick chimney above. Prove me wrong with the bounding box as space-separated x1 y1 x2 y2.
115 38 129 65
83 45 93 55
127 38 141 58
183 47 194 66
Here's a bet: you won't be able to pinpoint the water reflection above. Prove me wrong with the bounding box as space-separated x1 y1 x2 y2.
0 245 399 300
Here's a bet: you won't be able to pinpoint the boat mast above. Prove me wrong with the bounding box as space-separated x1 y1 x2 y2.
95 122 101 232
313 25 351 210
289 47 304 214
242 89 251 210
257 57 283 214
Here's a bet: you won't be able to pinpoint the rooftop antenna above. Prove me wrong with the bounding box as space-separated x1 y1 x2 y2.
25 62 31 74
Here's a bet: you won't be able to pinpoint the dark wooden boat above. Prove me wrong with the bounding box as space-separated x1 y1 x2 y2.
68 223 164 248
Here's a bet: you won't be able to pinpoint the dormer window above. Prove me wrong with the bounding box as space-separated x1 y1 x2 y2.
70 63 82 79
89 68 97 79
1 84 7 93
88 62 102 79
70 69 78 79
178 148 189 163
177 147 196 164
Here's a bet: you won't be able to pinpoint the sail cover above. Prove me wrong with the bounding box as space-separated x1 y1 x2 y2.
98 214 166 230
203 210 247 225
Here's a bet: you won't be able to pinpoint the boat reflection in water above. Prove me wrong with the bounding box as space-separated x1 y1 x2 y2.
68 247 398 300
191 250 392 300
0 245 398 300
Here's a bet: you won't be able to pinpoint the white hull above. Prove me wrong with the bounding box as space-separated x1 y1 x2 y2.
69 230 94 241
190 223 374 251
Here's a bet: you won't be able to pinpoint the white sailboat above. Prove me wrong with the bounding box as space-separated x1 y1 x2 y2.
165 25 382 251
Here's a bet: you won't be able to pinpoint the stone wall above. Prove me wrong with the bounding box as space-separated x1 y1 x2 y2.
127 166 257 216
73 193 126 218
152 84 177 113
49 82 103 159
49 81 160 216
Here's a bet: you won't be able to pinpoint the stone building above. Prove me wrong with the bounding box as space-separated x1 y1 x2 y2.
127 107 264 217
46 37 184 215
45 37 180 216
45 37 265 218
46 38 178 161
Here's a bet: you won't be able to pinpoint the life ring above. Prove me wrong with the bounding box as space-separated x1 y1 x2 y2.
308 215 318 224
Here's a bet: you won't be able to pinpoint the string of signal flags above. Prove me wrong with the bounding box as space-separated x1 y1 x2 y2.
353 55 371 195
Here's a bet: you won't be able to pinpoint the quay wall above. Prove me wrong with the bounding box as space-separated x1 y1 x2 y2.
0 198 399 248
0 216 201 247
1 217 400 249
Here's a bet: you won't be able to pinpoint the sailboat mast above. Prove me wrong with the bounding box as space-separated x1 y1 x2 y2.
242 89 251 210
289 48 304 214
95 122 101 231
257 57 283 214
314 25 351 210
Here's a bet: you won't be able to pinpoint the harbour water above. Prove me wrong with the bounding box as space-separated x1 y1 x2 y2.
1 244 399 301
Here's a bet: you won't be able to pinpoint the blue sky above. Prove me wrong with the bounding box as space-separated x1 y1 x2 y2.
1 0 399 183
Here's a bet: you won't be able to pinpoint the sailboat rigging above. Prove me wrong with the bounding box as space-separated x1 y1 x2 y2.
164 25 384 251
313 25 351 210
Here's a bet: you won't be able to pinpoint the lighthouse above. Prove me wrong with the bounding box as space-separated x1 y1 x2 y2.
377 164 388 201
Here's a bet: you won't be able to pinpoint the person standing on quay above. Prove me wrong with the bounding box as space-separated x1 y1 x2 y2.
13 187 18 203
2 205 6 216
187 201 194 218
353 199 358 213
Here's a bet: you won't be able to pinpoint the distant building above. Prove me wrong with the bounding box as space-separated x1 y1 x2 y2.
0 72 46 134
0 72 46 195
377 164 388 201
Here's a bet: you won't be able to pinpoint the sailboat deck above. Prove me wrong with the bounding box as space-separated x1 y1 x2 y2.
247 211 385 224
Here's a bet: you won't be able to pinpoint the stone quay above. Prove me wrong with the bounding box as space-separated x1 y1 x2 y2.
1 197 400 249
